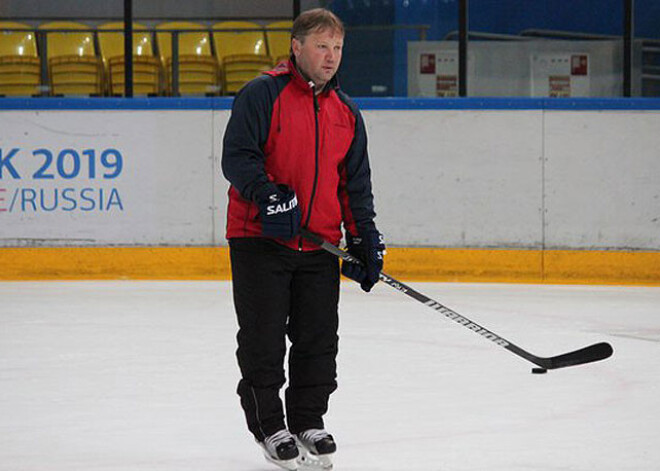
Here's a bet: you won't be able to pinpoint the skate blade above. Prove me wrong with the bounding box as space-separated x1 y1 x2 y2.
262 449 299 470
296 448 333 470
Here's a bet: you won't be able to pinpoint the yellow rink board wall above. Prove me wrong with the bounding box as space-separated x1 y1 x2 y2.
1 246 659 285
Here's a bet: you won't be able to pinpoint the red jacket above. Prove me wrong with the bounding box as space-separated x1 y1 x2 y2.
222 60 377 251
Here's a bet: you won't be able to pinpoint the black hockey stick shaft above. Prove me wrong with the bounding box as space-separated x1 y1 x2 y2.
300 229 613 370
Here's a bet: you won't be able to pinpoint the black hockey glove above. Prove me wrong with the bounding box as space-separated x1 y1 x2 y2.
341 229 386 292
254 183 302 240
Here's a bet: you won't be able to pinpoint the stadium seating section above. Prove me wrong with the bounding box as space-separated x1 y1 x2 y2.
265 20 293 65
98 22 161 96
213 21 271 94
39 21 103 96
0 20 293 97
0 22 41 96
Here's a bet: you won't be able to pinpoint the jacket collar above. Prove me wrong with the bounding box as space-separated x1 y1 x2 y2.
266 55 339 95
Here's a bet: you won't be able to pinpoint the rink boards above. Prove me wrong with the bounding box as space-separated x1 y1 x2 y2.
0 98 659 284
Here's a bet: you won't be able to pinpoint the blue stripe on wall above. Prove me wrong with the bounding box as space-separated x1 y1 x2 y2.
0 97 235 110
2 97 660 111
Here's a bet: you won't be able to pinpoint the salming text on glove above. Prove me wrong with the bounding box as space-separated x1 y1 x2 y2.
254 183 302 240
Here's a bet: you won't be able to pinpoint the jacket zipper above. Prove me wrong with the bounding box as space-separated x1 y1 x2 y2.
300 87 321 251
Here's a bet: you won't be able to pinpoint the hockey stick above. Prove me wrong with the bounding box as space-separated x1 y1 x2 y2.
300 228 613 371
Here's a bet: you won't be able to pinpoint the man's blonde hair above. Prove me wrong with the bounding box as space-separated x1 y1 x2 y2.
291 8 345 43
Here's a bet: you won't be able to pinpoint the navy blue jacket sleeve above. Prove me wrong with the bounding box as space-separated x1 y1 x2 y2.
221 76 282 201
338 92 378 235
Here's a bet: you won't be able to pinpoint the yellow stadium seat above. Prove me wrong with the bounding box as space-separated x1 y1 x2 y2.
0 22 41 96
222 54 273 94
212 21 268 62
156 21 219 95
213 21 271 94
39 21 103 96
98 22 161 96
265 20 292 65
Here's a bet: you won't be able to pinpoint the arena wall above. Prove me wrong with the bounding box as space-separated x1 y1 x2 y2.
1 98 658 284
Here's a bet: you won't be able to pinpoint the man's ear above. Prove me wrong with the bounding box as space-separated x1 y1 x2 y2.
291 37 302 58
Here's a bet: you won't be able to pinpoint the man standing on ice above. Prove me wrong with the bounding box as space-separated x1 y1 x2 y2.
222 7 385 470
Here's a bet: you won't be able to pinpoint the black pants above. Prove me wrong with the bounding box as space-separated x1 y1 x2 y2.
229 237 340 441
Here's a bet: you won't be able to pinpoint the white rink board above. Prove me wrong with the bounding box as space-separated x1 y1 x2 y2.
1 107 659 250
543 110 660 249
364 109 544 248
365 108 660 250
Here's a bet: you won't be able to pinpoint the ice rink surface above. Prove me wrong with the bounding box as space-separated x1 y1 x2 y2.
1 280 659 471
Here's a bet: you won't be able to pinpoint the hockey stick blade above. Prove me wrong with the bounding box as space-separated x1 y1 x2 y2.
537 342 614 370
300 229 614 371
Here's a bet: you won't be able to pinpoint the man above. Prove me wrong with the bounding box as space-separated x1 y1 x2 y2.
222 8 385 470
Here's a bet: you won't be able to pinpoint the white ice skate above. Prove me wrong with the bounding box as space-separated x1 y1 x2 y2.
258 429 300 470
295 429 336 470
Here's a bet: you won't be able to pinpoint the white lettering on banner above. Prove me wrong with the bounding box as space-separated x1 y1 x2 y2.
0 147 125 215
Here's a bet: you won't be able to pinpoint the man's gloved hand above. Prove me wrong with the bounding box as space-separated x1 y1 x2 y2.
254 182 302 240
341 229 386 292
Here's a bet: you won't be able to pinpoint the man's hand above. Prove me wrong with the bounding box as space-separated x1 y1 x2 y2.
255 183 302 240
341 230 386 292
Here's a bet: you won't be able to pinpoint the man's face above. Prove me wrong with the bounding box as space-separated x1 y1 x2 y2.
292 27 344 90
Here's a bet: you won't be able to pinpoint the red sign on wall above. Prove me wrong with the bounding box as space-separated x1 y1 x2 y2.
436 75 458 97
571 55 588 76
420 54 436 74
